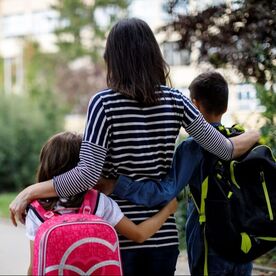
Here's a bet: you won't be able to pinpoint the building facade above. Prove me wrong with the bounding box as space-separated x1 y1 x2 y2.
0 0 263 129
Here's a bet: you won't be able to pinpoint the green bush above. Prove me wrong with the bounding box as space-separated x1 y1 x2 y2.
0 192 17 218
175 191 188 250
0 91 64 192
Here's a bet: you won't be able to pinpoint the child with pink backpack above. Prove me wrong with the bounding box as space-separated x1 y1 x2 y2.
25 132 177 275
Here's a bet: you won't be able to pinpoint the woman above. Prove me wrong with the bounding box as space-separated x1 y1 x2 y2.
10 18 259 275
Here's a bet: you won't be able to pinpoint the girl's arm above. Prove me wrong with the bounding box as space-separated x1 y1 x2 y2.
114 198 178 243
28 240 34 276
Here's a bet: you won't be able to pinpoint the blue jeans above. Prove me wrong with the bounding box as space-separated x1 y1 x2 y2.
205 247 253 276
187 201 252 276
120 245 179 276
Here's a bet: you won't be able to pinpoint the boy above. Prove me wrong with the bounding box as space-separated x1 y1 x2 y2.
110 72 253 275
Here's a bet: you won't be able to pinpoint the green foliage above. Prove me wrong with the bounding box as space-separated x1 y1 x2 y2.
0 92 64 192
256 84 276 153
175 190 188 250
52 0 130 61
0 58 3 93
24 41 60 92
0 193 17 218
163 0 276 152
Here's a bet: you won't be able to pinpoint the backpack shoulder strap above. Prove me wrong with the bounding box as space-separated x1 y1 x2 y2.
189 124 243 218
217 124 244 138
27 200 51 223
79 189 100 215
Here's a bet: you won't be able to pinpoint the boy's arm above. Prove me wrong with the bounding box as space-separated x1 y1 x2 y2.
113 176 176 207
114 198 178 243
28 240 34 276
96 176 177 208
113 140 200 206
97 140 198 208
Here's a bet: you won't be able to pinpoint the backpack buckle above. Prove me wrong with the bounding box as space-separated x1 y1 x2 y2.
199 214 206 224
82 206 91 214
44 211 55 219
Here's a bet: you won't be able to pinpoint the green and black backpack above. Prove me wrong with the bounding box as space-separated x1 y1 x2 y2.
190 124 276 274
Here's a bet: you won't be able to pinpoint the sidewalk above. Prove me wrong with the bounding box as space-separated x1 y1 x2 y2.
0 219 29 275
0 218 190 275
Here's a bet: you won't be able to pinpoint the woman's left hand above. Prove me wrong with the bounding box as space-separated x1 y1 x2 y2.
9 187 31 226
10 180 56 226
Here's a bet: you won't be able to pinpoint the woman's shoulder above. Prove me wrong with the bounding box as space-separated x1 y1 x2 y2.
160 85 189 104
91 88 115 100
90 88 129 103
160 85 185 96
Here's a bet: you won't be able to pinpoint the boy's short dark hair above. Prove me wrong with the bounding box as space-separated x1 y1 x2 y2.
189 72 228 115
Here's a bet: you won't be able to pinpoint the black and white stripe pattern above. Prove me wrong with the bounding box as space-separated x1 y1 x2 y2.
185 114 233 160
54 142 107 197
111 196 179 250
53 86 233 249
53 85 234 194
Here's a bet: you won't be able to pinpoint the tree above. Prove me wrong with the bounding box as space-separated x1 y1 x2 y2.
0 58 4 94
162 0 276 151
52 0 130 62
49 0 130 113
55 60 106 113
0 41 65 192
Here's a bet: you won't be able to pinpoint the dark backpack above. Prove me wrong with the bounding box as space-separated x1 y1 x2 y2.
190 125 276 271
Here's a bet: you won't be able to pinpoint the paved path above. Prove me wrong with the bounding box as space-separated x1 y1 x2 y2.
0 219 29 275
0 218 190 275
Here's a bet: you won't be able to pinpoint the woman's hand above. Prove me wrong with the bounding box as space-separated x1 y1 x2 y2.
9 179 56 226
9 186 32 226
230 129 261 159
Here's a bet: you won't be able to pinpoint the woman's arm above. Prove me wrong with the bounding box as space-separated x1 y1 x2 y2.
9 180 55 226
28 240 34 276
115 198 178 243
181 95 259 160
229 130 260 158
185 113 259 160
10 94 110 226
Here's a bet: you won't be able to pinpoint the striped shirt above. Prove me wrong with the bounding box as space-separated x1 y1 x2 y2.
53 86 233 249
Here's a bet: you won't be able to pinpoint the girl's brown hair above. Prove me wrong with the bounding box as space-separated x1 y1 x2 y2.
104 18 170 106
37 132 85 210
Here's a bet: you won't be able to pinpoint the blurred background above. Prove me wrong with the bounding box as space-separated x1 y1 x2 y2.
0 0 275 273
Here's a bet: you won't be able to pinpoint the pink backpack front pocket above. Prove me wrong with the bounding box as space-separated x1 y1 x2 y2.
33 214 122 275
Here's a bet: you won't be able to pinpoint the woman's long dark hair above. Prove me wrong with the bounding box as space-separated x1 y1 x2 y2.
104 18 170 106
36 132 85 210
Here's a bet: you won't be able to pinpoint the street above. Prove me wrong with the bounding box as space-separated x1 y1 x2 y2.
0 219 29 275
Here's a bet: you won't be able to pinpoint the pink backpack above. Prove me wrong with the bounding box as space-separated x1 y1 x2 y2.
30 190 123 276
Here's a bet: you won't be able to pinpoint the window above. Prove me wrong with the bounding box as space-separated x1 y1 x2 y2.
2 13 31 37
2 10 58 38
32 10 58 35
236 83 262 111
